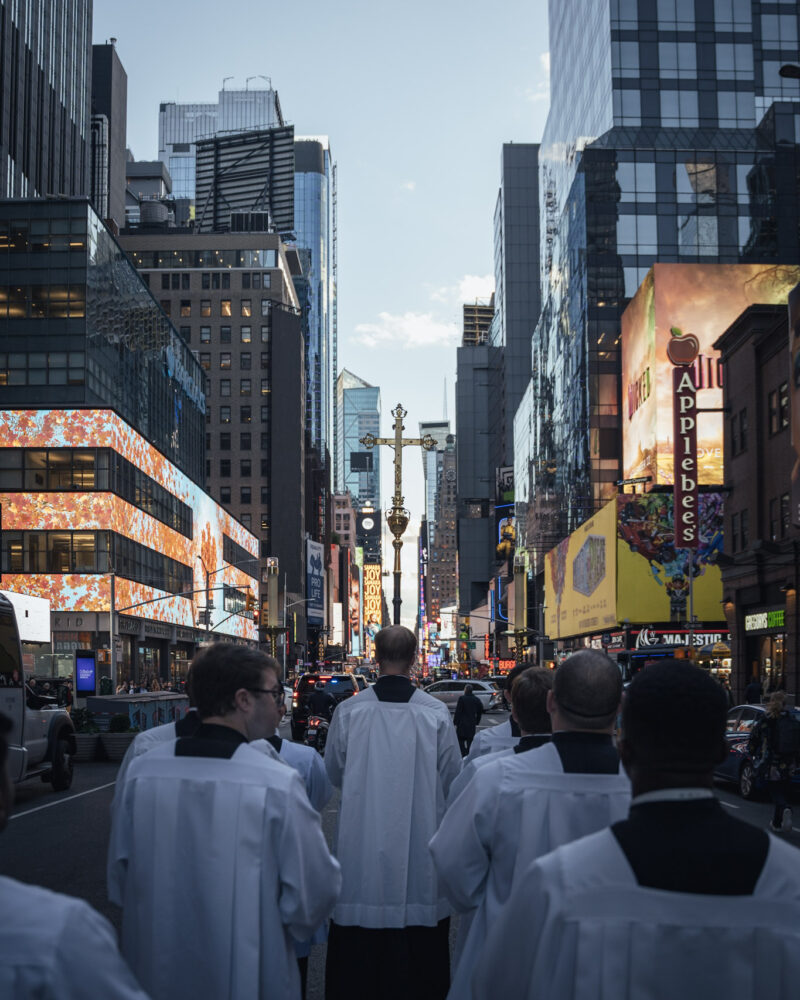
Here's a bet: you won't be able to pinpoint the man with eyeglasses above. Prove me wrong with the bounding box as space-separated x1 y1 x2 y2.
108 644 341 1000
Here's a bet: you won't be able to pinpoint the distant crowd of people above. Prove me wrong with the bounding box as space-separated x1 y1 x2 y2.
1 630 800 999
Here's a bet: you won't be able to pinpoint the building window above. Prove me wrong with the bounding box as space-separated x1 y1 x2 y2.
241 514 251 529
220 406 231 423
222 273 230 289
261 326 269 343
221 300 232 317
220 459 231 477
242 274 251 290
779 382 789 430
240 432 251 450
241 406 252 423
781 493 790 538
241 300 252 318
181 273 190 290
261 406 269 424
201 273 210 290
260 459 268 476
219 353 231 369
171 274 180 290
261 432 269 448
199 353 210 370
200 327 211 343
241 486 251 504
241 326 251 343
180 300 191 317
220 432 231 450
201 300 211 317
241 353 251 370
159 300 171 316
741 508 749 548
179 326 191 343
220 326 231 343
252 273 261 289
240 379 251 395
220 379 231 397
260 487 269 504
206 408 212 425
261 516 269 532
261 352 269 369
261 378 269 395
161 274 170 290
770 498 778 541
220 486 231 503
769 390 779 435
261 299 271 317
240 459 251 477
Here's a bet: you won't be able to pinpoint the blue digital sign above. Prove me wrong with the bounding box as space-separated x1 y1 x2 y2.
75 651 96 695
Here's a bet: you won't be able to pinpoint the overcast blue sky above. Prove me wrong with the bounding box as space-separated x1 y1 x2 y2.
94 0 551 623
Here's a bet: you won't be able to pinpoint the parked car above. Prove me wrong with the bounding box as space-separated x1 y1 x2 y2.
425 679 503 713
290 672 361 741
713 703 800 799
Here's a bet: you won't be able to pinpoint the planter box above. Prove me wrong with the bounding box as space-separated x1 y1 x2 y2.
100 732 137 762
73 733 99 763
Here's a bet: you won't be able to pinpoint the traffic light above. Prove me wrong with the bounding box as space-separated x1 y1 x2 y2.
245 592 255 614
252 607 260 626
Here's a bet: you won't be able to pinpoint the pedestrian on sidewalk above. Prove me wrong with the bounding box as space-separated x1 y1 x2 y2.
453 684 483 756
749 690 800 832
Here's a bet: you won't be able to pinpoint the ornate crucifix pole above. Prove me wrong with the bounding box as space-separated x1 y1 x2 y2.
361 403 436 625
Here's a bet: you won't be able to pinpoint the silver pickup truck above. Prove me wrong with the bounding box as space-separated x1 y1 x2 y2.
0 594 75 792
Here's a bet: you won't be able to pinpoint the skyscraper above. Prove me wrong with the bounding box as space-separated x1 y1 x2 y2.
336 369 380 510
515 0 800 573
0 0 92 200
90 41 127 228
419 422 457 621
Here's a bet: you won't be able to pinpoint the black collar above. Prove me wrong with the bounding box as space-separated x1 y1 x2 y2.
175 722 248 759
374 675 415 703
267 734 283 753
514 733 551 754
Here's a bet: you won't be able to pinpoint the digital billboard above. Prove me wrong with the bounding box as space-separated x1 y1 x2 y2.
622 264 800 486
545 500 617 640
362 563 382 638
306 539 324 626
0 409 258 640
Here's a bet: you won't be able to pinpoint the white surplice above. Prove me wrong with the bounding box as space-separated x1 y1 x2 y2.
430 740 631 998
325 685 462 928
108 740 341 1000
0 876 149 1000
278 738 332 812
470 828 800 1000
463 718 520 763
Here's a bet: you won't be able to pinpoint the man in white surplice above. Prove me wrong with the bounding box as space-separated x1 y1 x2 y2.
108 645 341 1000
470 659 800 999
431 650 631 998
463 663 528 763
324 625 461 1000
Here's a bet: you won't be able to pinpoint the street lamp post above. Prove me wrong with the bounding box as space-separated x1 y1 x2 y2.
513 555 527 666
361 403 436 625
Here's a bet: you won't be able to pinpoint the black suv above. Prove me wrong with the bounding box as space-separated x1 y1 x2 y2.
290 673 360 741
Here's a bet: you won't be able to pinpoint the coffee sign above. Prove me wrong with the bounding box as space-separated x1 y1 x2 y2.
671 326 700 549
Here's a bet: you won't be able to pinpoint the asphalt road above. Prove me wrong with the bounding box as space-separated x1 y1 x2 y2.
2 709 799 999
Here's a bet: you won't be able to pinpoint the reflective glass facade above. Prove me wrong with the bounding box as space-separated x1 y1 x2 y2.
0 200 206 484
336 370 380 510
518 0 800 573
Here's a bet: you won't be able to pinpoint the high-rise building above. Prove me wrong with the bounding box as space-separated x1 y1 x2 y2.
516 0 800 573
158 86 284 201
462 296 494 346
90 42 127 228
0 0 92 200
336 370 380 510
419 423 457 622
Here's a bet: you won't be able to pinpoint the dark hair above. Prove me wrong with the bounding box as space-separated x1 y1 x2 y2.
511 668 553 734
375 625 417 667
622 660 727 772
0 711 11 770
188 644 279 719
553 650 622 730
503 663 529 691
464 684 474 695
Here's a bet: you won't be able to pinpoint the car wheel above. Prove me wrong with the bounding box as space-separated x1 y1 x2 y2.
51 737 74 792
739 761 756 800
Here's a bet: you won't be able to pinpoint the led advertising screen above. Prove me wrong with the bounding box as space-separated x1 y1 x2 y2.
622 264 800 486
75 651 96 695
0 410 258 639
306 539 324 626
362 563 382 638
545 500 617 640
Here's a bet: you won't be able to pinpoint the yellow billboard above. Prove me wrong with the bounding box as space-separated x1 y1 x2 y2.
622 263 800 485
545 500 617 640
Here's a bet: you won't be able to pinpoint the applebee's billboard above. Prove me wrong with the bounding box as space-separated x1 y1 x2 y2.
670 327 699 548
622 263 800 486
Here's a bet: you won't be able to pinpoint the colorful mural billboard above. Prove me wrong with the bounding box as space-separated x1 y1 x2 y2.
0 410 258 640
545 492 725 639
622 264 800 486
545 501 617 640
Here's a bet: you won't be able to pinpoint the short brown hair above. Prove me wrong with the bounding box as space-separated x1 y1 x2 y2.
188 643 279 719
375 625 417 667
511 668 553 734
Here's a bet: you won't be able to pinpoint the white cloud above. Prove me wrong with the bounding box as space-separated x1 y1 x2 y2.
429 273 495 307
400 180 416 192
352 311 459 350
524 51 550 103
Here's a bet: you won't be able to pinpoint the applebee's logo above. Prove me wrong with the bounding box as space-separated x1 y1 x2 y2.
667 326 700 366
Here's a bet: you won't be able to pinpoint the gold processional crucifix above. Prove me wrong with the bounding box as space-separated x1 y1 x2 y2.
360 403 436 625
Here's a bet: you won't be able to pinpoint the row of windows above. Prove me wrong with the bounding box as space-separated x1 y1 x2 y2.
206 432 269 451
0 284 86 319
0 351 85 386
213 458 270 477
196 352 270 371
222 534 258 578
768 383 789 436
0 449 193 538
1 530 192 594
152 271 273 292
178 325 270 345
160 298 272 319
128 249 279 270
208 406 270 427
222 584 251 617
207 379 271 397
769 495 791 543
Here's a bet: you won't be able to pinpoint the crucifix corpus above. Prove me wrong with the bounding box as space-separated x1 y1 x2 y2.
360 403 436 625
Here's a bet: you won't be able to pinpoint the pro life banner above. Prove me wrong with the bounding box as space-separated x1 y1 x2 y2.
673 365 698 548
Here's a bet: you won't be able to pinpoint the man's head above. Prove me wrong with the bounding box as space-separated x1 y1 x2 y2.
620 659 728 793
548 650 622 733
464 684 474 695
502 663 529 707
511 668 554 735
0 712 14 832
315 681 325 691
375 626 417 675
188 643 283 740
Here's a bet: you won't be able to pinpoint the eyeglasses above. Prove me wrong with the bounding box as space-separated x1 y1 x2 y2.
247 686 285 704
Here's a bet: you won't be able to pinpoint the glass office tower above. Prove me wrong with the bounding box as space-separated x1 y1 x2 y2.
516 0 800 572
336 370 380 510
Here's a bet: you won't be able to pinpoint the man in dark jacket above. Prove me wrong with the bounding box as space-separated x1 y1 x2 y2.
308 681 336 721
454 685 483 756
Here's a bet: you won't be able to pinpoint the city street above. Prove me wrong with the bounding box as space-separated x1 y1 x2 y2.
2 710 799 998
